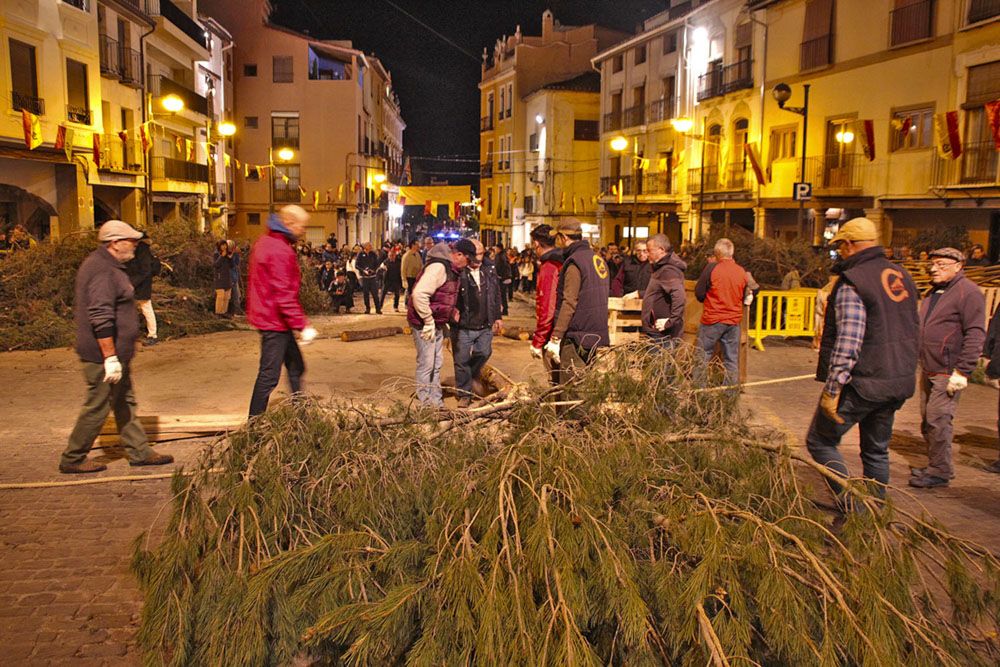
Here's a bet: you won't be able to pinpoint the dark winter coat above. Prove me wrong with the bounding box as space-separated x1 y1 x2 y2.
125 241 154 301
918 273 986 376
455 259 502 330
74 245 140 364
611 257 651 297
213 253 234 290
641 252 687 338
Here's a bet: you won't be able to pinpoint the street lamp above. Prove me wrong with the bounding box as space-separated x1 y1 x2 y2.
161 94 184 113
217 121 236 137
610 135 641 248
373 172 387 185
215 121 236 234
671 117 709 241
772 82 810 240
269 146 296 213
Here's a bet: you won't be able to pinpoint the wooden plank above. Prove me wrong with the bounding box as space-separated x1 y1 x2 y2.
340 326 404 342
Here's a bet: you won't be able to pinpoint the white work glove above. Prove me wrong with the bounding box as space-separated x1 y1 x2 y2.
298 326 318 345
654 318 670 332
420 322 436 341
544 337 561 363
743 293 754 306
946 371 968 397
103 355 123 384
530 345 543 360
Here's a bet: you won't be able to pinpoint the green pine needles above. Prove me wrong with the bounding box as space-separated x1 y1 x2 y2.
132 344 1000 666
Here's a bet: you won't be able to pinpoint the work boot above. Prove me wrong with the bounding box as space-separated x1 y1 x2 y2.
145 337 158 347
984 459 1000 474
909 474 949 489
910 466 955 480
129 452 175 467
456 397 472 409
59 459 108 474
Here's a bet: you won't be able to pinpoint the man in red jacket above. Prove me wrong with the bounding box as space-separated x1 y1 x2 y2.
529 225 562 383
247 205 317 416
694 238 748 385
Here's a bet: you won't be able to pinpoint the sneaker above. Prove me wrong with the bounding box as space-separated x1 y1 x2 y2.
910 466 955 480
908 474 949 489
59 459 108 474
145 337 158 347
985 459 1000 474
129 452 175 467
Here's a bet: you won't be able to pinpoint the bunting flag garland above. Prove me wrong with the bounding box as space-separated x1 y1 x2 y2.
224 153 231 168
280 173 290 184
399 196 406 206
254 166 262 180
403 157 412 185
175 136 183 155
454 201 461 218
352 180 360 193
572 195 578 214
313 190 320 210
658 157 668 172
139 124 151 152
235 158 241 170
22 110 42 150
639 158 650 171
54 125 67 151
559 191 566 209
185 139 195 162
858 120 876 161
617 179 623 204
424 200 432 215
891 116 913 139
337 183 345 201
325 188 333 204
92 132 101 167
511 191 517 206
934 111 962 160
118 130 128 145
986 100 1000 150
590 195 597 205
298 186 307 197
744 142 767 185
244 163 250 178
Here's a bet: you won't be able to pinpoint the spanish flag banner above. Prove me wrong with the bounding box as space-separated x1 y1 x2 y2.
934 111 962 160
118 130 129 145
559 191 566 209
22 110 42 150
54 125 67 151
185 139 195 162
352 180 360 193
617 179 623 204
175 136 183 155
298 186 307 198
337 183 345 201
424 200 432 215
313 190 320 210
572 195 578 214
985 100 1000 150
224 153 231 168
92 133 101 167
244 163 250 178
139 123 151 152
744 142 767 185
280 173 290 184
857 119 876 161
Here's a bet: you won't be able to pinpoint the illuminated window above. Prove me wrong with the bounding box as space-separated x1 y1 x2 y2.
889 106 933 152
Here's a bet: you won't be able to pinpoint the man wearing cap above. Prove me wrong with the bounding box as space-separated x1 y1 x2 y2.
808 217 919 501
59 220 174 473
450 239 503 408
529 225 563 381
546 219 610 389
247 205 318 416
406 239 475 407
909 247 985 488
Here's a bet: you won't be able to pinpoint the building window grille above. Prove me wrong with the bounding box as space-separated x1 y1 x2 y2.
243 63 257 77
273 56 293 83
800 0 834 71
889 106 933 151
890 0 933 46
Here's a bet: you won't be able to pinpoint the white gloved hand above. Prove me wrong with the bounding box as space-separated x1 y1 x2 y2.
544 338 561 363
946 371 968 396
298 326 318 345
420 322 436 341
654 318 670 332
103 355 123 384
743 293 754 306
530 345 543 360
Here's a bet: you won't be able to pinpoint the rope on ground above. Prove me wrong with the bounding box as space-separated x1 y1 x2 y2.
0 467 224 491
695 374 816 394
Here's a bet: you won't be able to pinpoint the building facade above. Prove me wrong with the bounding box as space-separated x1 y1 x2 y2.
479 10 629 249
200 0 405 246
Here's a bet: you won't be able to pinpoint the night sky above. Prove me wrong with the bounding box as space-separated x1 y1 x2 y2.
270 0 666 185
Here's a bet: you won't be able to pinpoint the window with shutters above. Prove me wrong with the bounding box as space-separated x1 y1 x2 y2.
272 114 300 149
663 31 677 54
273 56 293 83
65 59 90 124
769 126 797 166
967 0 1000 24
273 164 301 202
635 44 647 65
612 54 623 73
961 61 1000 182
243 63 257 77
800 0 834 71
574 120 599 141
248 213 261 225
245 116 258 128
734 23 752 66
890 0 933 47
10 39 41 114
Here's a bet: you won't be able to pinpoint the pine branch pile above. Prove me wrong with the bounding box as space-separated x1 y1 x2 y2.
133 344 1000 666
684 227 832 288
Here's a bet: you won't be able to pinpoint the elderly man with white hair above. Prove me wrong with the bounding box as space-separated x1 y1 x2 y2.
246 205 317 416
694 237 748 385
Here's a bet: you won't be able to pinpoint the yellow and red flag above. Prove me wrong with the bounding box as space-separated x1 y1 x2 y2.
22 110 42 150
744 142 767 185
934 111 962 160
313 190 320 210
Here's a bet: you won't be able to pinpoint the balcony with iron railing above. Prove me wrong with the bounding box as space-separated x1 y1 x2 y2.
646 98 674 125
148 74 208 116
804 154 867 191
623 104 645 128
687 163 751 192
890 0 933 46
967 0 1000 24
99 34 121 77
480 162 493 178
120 47 142 87
62 0 89 10
145 0 209 49
272 136 299 149
273 187 303 203
931 141 1000 187
644 171 673 195
150 156 208 183
12 90 44 115
66 105 92 125
603 111 622 133
99 134 143 172
480 116 494 132
800 34 832 71
698 60 754 101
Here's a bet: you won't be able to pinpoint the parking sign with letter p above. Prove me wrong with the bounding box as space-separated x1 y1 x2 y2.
793 182 812 201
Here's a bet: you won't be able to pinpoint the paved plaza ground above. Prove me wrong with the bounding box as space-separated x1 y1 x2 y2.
1 301 998 664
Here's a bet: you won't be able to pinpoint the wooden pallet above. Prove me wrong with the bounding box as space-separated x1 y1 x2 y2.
98 414 244 444
608 296 643 346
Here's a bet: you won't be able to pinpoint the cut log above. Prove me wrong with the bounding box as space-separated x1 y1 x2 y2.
500 326 531 341
340 326 404 342
101 414 244 436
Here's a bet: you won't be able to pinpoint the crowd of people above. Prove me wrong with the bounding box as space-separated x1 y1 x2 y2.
0 224 37 253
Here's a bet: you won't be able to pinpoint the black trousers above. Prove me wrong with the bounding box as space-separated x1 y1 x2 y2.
381 283 403 310
360 277 380 312
248 330 305 416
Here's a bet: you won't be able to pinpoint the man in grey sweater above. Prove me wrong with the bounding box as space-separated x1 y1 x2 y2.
59 220 174 474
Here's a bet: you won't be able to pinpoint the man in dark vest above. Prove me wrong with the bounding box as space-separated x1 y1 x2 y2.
545 219 610 400
808 217 919 502
451 239 503 408
407 239 476 407
610 241 652 297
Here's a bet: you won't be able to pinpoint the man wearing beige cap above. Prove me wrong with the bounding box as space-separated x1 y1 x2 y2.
808 217 918 503
59 220 174 473
910 247 985 488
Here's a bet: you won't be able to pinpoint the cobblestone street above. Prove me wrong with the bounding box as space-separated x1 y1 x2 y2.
2 321 998 662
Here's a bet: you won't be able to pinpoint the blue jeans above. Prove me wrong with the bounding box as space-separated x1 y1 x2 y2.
697 322 740 384
412 327 445 406
805 385 902 500
451 328 493 398
249 330 304 416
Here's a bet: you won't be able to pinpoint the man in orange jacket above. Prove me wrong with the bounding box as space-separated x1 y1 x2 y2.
694 238 747 385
